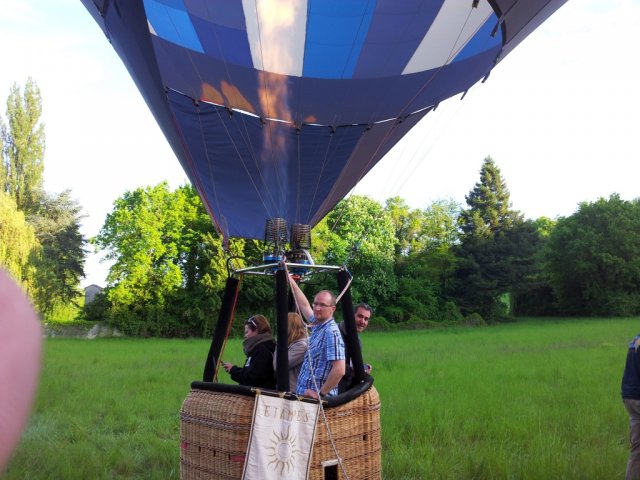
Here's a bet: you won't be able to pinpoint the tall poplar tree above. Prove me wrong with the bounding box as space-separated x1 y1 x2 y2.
1 78 45 215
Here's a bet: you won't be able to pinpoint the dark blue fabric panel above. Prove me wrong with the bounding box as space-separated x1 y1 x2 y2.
169 92 365 239
310 110 429 225
453 13 502 63
169 94 270 238
153 36 499 125
184 0 246 29
190 14 253 67
403 45 500 111
303 0 376 79
151 0 184 7
143 0 204 52
84 0 568 239
353 0 443 78
294 124 367 225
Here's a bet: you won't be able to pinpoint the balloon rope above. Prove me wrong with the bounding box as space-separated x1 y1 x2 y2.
251 0 290 217
335 274 352 306
304 124 336 223
213 274 243 382
167 0 282 223
160 3 280 231
225 109 281 214
328 5 480 234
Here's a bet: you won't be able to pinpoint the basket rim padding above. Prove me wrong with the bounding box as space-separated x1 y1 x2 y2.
191 374 374 408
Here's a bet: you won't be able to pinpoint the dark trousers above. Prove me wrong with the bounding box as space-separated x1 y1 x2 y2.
624 398 640 480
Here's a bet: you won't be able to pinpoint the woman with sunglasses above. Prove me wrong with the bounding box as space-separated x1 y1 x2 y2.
222 315 276 389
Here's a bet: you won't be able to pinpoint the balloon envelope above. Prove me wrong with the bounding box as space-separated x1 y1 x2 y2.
81 0 567 240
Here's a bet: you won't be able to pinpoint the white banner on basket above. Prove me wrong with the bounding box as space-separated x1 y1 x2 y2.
242 394 320 480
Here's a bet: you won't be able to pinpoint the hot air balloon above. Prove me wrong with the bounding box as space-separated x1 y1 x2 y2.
80 1 568 478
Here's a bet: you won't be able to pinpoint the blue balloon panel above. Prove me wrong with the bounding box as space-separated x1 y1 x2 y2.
81 0 568 239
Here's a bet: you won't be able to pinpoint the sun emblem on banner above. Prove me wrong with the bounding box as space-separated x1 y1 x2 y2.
266 426 301 475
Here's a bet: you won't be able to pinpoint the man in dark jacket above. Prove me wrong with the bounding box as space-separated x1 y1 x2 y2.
338 303 373 393
622 333 640 479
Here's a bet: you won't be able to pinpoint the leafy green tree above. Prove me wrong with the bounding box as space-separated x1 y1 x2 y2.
422 198 461 251
94 183 245 336
0 191 39 290
28 191 87 319
546 194 640 316
168 186 247 336
313 195 396 313
452 157 538 321
420 198 461 297
1 79 45 214
385 196 425 256
385 198 461 323
95 183 187 334
511 217 557 315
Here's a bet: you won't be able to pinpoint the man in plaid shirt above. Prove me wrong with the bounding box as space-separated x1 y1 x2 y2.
288 275 345 399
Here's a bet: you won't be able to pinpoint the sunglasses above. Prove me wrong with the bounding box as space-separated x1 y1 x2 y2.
246 317 257 328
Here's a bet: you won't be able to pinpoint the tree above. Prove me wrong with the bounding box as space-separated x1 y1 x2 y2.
459 157 519 238
452 157 537 321
1 79 45 215
546 194 640 316
0 192 40 290
422 198 461 251
95 183 188 335
511 217 557 316
28 191 87 319
385 196 425 256
94 183 244 336
419 198 461 298
384 198 462 324
313 195 396 313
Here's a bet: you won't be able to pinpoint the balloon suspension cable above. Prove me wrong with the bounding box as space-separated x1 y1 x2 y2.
326 3 482 229
279 260 352 480
225 255 246 278
213 274 243 382
334 267 353 305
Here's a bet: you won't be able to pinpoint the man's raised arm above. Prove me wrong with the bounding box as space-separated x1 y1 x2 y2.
287 274 313 321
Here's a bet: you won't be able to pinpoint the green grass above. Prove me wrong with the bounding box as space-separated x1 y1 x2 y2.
3 317 636 479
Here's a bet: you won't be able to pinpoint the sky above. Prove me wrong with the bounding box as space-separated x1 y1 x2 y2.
1 0 639 288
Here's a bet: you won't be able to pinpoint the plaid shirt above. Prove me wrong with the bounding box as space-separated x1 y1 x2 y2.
296 317 345 396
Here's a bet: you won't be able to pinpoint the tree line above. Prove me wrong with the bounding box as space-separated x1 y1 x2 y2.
1 79 86 320
86 158 640 337
2 80 639 336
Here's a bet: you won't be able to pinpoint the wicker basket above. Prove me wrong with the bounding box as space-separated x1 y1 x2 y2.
180 386 381 479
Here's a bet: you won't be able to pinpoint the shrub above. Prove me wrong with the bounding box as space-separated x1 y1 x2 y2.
462 312 486 327
439 301 463 323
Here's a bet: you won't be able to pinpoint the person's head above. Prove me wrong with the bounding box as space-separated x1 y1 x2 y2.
287 312 307 344
354 303 372 333
311 290 337 322
244 314 271 338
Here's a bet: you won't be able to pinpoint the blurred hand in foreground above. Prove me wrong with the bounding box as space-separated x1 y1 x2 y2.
0 270 42 471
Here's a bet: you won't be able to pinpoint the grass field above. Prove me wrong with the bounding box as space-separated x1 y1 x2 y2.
3 317 637 479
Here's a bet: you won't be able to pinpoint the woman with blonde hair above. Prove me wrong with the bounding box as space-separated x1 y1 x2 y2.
273 312 308 392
